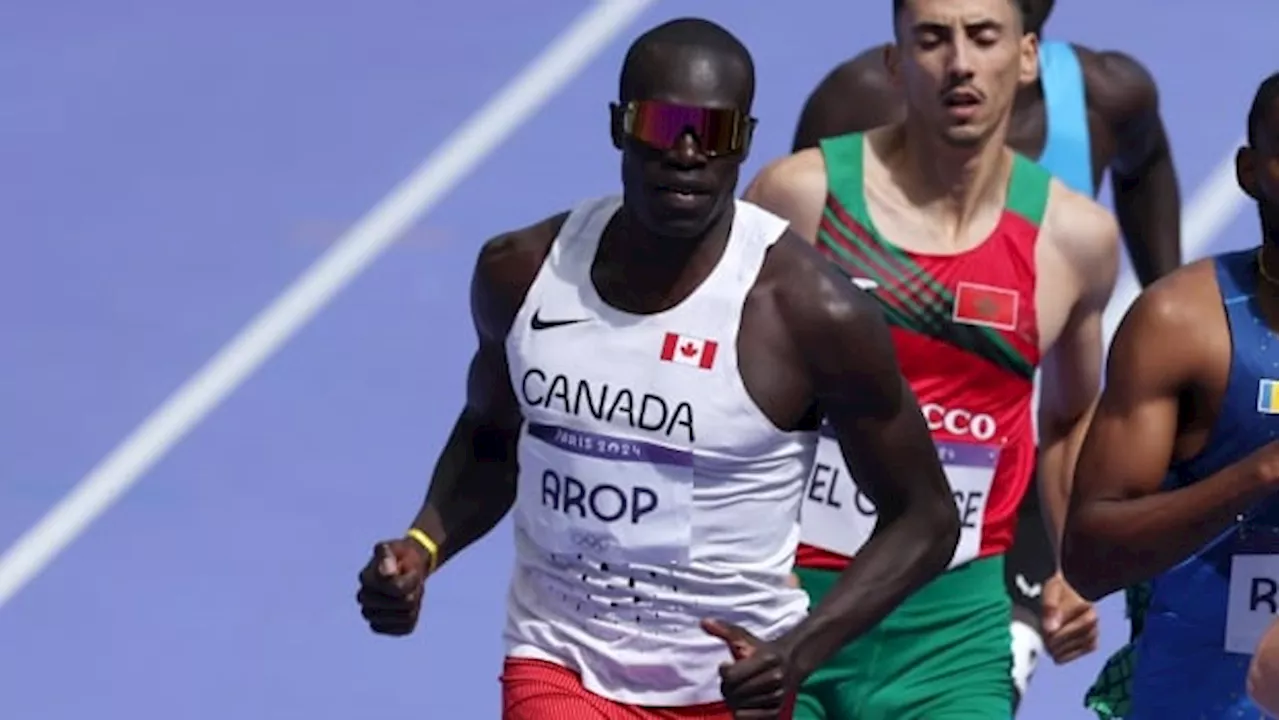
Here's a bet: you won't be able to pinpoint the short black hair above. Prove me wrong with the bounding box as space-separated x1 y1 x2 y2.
892 0 1030 28
1247 72 1279 149
619 18 754 102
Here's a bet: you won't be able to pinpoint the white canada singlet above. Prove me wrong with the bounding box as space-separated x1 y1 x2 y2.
502 196 817 707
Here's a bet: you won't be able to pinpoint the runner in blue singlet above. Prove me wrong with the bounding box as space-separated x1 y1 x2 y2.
1063 72 1280 720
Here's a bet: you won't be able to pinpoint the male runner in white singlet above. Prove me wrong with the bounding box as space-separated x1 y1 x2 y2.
355 18 960 720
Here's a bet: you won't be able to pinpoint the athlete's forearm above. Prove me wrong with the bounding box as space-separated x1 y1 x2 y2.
1037 403 1096 559
408 411 518 571
1063 453 1272 601
782 495 957 677
1037 445 1070 557
1112 151 1182 286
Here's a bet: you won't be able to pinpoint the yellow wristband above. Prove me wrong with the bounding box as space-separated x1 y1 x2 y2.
406 528 440 574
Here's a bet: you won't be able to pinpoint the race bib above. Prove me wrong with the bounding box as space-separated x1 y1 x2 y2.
515 421 692 567
1225 553 1278 654
799 432 998 570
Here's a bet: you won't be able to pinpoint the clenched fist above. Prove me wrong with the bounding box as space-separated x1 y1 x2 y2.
702 618 798 719
1041 572 1098 664
356 539 431 636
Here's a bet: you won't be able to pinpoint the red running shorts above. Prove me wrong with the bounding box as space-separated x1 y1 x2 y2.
501 657 796 719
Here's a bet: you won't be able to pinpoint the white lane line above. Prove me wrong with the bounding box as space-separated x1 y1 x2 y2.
0 0 659 609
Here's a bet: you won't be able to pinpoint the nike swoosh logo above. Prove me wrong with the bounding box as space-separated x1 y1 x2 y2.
851 277 878 290
530 310 588 331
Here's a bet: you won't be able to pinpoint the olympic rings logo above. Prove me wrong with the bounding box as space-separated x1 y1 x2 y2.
569 531 615 554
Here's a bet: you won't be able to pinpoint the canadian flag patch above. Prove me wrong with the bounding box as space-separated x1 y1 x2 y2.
660 332 718 370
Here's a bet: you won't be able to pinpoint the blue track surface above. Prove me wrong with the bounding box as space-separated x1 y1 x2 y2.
2 2 1276 717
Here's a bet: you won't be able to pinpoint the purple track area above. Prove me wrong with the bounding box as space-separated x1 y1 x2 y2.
1 2 1276 718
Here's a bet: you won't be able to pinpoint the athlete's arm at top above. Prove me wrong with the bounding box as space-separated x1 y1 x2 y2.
771 236 960 676
405 214 566 570
1061 264 1279 601
792 45 903 152
1036 188 1120 554
1082 47 1182 284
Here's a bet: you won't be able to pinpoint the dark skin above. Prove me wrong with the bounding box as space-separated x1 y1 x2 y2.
792 29 1181 286
1061 91 1279 601
356 30 959 719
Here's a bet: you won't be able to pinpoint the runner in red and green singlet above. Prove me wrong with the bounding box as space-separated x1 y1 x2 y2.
785 133 1055 720
744 0 1121 716
795 134 1047 577
790 0 1188 709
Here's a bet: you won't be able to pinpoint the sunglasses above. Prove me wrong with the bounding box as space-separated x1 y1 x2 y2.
616 100 756 157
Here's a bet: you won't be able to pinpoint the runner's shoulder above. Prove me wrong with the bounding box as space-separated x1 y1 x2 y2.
1122 258 1224 338
1042 179 1121 289
745 148 830 231
1131 257 1218 325
475 212 567 285
1072 43 1161 123
814 44 894 98
746 147 828 204
1106 258 1227 389
755 225 881 338
472 211 570 336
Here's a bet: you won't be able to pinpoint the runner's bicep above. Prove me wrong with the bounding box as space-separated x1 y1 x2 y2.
1037 296 1106 436
1070 295 1186 507
834 380 952 522
464 341 521 431
1040 196 1119 430
465 234 525 431
810 292 949 520
1075 385 1179 501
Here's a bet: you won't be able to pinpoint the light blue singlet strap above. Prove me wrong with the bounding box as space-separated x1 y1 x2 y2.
1036 40 1094 196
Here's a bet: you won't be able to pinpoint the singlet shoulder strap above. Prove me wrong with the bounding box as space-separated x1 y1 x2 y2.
1006 153 1052 227
1036 40 1094 196
1213 248 1259 307
817 132 874 229
1212 248 1265 424
540 195 622 286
